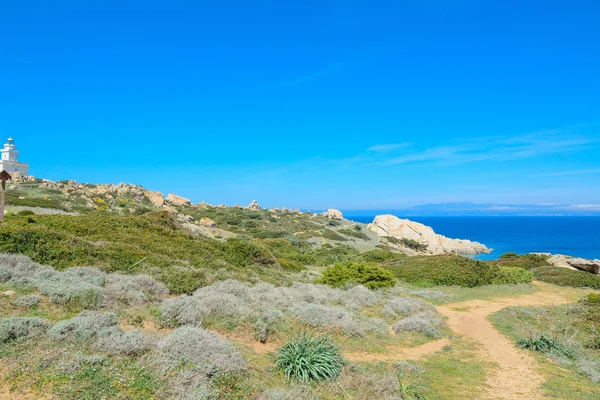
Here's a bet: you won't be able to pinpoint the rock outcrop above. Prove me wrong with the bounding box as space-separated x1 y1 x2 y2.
248 200 262 211
548 254 600 274
199 217 217 228
166 193 192 206
367 214 490 255
144 190 165 208
323 209 343 220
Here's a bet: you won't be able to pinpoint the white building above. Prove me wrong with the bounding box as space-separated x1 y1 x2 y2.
0 137 29 176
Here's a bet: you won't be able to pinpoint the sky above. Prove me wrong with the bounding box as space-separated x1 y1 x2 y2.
1 0 599 210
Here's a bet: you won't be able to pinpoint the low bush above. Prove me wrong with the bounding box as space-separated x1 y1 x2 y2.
318 262 396 290
16 210 36 216
393 311 443 338
531 267 600 289
294 303 386 337
492 253 550 269
0 317 50 342
154 326 246 377
275 332 344 382
11 295 41 308
383 297 433 318
94 327 155 356
48 311 118 341
322 229 348 241
400 238 428 252
360 249 404 263
338 229 369 240
384 255 497 287
492 267 533 284
153 266 206 295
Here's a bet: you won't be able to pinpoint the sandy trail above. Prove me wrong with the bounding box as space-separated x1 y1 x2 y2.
437 288 574 400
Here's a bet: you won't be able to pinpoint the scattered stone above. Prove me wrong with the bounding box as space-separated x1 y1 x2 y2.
181 222 210 237
548 254 600 274
2 290 17 297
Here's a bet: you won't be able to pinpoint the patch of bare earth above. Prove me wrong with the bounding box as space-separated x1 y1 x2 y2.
437 285 575 400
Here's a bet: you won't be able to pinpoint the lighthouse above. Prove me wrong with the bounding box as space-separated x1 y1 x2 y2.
0 137 29 175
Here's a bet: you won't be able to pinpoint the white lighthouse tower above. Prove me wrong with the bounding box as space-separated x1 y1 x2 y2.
0 138 29 176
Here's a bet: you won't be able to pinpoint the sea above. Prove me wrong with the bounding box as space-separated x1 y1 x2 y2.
345 216 600 261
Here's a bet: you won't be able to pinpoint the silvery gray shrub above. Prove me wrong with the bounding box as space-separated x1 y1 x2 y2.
0 317 50 342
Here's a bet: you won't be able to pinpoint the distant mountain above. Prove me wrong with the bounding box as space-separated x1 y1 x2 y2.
344 202 600 217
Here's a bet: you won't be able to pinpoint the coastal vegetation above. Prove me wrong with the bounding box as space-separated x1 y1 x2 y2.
1 179 599 399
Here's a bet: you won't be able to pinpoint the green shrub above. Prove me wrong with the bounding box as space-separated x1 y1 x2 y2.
492 253 550 269
322 229 348 241
275 332 344 382
531 267 600 289
338 229 369 240
360 249 404 263
492 267 533 284
16 210 35 216
384 255 497 288
158 267 207 295
318 262 396 290
277 258 305 272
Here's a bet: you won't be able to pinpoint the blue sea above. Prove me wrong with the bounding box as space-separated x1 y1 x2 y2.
345 216 600 261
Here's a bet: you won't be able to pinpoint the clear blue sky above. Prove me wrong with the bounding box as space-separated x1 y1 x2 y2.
1 0 599 210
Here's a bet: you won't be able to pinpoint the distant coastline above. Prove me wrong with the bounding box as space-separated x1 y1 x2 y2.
344 215 600 261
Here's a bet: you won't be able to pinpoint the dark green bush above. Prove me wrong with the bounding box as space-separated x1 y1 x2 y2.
16 210 35 216
275 332 344 382
492 267 533 284
318 262 396 290
532 267 600 289
360 249 404 263
517 335 577 359
491 253 550 270
158 267 207 295
277 258 306 272
384 255 498 288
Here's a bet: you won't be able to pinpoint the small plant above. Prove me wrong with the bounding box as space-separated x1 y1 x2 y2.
516 334 577 359
318 262 395 290
275 332 344 381
492 267 533 284
400 238 428 252
398 371 429 399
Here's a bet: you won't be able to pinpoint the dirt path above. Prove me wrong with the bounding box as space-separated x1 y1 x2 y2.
437 287 574 400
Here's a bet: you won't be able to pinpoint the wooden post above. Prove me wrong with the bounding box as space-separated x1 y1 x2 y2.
0 171 12 222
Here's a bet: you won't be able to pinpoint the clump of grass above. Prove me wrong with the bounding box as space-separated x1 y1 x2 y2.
0 317 50 342
275 332 344 382
318 262 396 290
516 334 578 359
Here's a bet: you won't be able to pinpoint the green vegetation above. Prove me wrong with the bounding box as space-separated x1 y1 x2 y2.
275 332 344 382
318 262 396 290
384 255 498 287
532 267 600 289
492 266 534 284
489 252 550 269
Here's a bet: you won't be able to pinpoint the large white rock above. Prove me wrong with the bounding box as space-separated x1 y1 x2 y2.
548 254 600 274
367 214 490 255
324 209 343 220
248 200 262 211
144 190 165 208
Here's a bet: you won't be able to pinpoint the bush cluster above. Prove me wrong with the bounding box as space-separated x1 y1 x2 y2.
393 310 443 338
532 267 600 289
0 317 50 342
492 252 550 269
384 255 498 287
317 262 396 290
0 254 169 309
